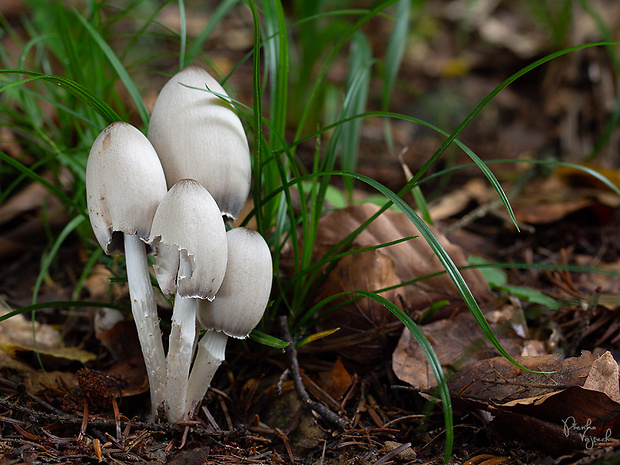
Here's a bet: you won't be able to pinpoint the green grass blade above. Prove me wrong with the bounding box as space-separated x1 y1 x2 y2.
293 0 399 142
0 70 120 123
32 215 86 305
294 109 512 225
249 329 290 349
335 171 529 370
186 0 240 63
382 0 410 111
72 9 149 126
0 300 129 323
418 158 620 198
340 31 372 200
261 0 290 227
261 167 529 375
354 290 453 461
177 0 187 70
412 41 618 230
0 150 84 214
248 0 265 234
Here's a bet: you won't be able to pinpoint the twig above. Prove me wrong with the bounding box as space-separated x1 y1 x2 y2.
0 396 229 438
372 442 412 465
0 377 72 418
279 316 349 430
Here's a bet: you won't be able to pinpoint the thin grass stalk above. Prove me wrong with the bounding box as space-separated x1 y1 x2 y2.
381 0 410 152
0 71 120 122
341 31 372 201
73 10 149 126
177 0 186 70
186 0 240 63
261 0 290 229
293 0 398 143
31 215 86 305
248 0 265 234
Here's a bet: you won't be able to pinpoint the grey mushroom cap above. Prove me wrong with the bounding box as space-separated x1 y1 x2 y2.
147 66 251 221
198 227 272 338
148 179 228 300
86 122 167 255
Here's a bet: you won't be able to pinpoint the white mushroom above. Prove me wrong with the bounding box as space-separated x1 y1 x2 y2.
85 122 167 419
186 227 272 417
147 66 251 222
148 179 228 422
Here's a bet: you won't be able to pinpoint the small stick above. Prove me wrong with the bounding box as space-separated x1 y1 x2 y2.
279 317 348 430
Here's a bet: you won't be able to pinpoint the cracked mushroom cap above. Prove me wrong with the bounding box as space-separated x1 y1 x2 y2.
86 122 167 255
147 66 251 221
148 179 228 300
198 227 272 338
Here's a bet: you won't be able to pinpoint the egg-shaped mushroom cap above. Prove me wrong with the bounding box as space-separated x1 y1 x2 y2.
86 122 167 255
198 227 272 338
148 179 228 300
147 66 251 221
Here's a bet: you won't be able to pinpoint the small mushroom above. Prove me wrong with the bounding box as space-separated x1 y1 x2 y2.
86 122 167 418
185 227 272 417
147 66 251 222
148 179 228 422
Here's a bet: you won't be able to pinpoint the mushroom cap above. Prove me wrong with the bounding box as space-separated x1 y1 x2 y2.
148 179 228 300
86 122 167 255
147 66 251 221
198 227 272 338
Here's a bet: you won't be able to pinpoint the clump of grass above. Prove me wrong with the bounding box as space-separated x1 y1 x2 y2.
1 0 619 461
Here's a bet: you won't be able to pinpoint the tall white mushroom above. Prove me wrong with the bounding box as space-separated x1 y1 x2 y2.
185 227 272 417
147 179 228 422
147 66 251 222
86 122 167 419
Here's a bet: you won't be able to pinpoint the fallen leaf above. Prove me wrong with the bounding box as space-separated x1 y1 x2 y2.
314 247 402 363
448 351 620 455
583 351 620 403
0 307 61 350
315 203 492 312
449 351 596 407
392 310 524 389
492 386 620 455
0 342 97 367
318 358 353 400
303 203 493 363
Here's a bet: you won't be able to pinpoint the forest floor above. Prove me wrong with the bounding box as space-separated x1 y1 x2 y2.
1 1 620 464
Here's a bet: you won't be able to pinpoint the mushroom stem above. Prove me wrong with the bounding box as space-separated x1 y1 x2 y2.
123 233 166 418
185 329 228 416
165 259 200 422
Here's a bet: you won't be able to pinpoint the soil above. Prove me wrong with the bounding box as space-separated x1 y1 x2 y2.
1 1 620 464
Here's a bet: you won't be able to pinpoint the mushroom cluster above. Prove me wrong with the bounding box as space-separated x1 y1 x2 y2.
86 67 272 422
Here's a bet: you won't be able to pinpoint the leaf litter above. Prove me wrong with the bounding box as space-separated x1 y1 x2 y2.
1 1 620 464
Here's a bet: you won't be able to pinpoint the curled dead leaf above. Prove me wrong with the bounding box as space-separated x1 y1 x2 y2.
393 311 525 389
449 351 620 455
300 203 492 363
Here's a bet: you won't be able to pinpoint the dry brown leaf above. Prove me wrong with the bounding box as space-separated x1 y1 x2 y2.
317 358 353 401
0 182 51 224
315 203 492 311
449 351 620 455
0 177 70 260
583 351 620 403
392 311 524 389
0 342 97 368
304 203 493 363
0 307 61 350
315 247 402 363
493 386 620 455
427 178 493 221
449 351 596 407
